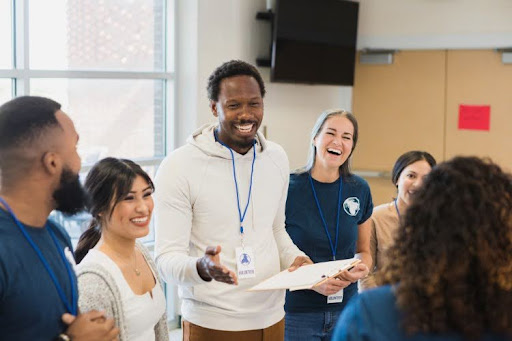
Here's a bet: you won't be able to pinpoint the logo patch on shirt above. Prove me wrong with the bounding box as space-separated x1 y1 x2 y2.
343 197 360 216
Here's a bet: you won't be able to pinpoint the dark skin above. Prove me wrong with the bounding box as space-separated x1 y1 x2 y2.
196 75 312 284
0 111 119 340
210 75 264 155
62 311 119 341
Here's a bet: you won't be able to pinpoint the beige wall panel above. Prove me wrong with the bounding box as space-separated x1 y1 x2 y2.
445 50 512 172
351 50 446 172
365 177 397 207
351 50 446 204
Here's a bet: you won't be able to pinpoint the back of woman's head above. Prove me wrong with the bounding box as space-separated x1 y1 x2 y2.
75 157 154 263
379 156 512 339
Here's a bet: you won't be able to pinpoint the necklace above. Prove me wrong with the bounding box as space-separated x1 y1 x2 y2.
133 251 141 276
101 243 141 276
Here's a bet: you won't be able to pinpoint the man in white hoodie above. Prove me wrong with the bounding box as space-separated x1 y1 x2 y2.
154 60 311 340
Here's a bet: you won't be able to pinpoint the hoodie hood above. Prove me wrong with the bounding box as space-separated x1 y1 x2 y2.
186 123 267 159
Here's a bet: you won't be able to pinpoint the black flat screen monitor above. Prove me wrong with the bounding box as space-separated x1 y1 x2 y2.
271 0 359 86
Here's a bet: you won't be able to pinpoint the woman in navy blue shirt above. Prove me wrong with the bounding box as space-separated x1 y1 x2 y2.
284 109 373 341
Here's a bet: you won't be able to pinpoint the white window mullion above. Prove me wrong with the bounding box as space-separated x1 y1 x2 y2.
13 0 30 95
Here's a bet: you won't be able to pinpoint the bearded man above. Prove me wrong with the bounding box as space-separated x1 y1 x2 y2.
0 96 119 341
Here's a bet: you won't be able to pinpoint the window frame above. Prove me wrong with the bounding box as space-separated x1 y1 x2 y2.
0 0 176 241
0 0 176 160
0 0 178 325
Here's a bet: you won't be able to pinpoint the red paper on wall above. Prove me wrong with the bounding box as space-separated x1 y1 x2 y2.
458 105 490 131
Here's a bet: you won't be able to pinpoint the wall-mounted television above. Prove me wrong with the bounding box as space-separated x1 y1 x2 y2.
271 0 359 86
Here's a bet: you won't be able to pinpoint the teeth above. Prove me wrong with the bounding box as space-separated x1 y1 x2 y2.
131 217 148 223
235 124 253 132
327 148 341 155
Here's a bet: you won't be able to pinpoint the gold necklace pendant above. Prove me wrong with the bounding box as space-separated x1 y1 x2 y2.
134 268 141 276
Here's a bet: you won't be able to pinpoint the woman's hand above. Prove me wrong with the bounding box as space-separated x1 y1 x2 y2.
312 277 351 296
336 263 369 283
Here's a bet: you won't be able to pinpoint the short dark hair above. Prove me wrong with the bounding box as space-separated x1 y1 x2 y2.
0 96 62 186
206 60 266 101
75 157 154 263
379 156 512 338
391 151 437 186
0 96 61 149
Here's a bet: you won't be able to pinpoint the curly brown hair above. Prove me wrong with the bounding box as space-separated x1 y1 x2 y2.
377 156 512 339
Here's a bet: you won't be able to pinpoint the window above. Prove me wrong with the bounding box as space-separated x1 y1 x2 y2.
0 79 11 103
0 1 11 69
0 0 175 245
2 0 178 325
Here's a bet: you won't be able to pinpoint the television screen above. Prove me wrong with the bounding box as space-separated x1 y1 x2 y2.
271 0 359 86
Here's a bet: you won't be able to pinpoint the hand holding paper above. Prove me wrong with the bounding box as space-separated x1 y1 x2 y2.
335 262 369 283
248 258 360 292
312 277 351 296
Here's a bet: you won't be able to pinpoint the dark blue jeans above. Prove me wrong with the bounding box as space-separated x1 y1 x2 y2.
285 311 342 341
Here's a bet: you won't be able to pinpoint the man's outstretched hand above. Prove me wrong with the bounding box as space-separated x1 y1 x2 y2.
197 245 238 285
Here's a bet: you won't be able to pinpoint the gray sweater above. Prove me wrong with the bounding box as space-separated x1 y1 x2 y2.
77 243 169 341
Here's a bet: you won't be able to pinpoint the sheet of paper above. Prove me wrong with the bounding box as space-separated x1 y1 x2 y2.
248 258 359 291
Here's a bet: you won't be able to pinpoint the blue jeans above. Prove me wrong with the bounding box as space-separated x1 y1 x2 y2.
285 311 342 341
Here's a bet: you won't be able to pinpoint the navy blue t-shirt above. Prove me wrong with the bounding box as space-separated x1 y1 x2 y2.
285 172 373 313
0 208 77 340
333 285 510 341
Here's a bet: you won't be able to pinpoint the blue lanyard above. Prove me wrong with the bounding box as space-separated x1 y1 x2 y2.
214 130 256 241
0 197 77 315
394 199 401 220
308 174 343 261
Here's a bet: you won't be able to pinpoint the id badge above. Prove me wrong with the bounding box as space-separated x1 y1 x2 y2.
327 289 343 304
235 247 256 279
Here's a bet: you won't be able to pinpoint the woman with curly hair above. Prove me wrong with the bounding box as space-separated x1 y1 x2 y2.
333 156 512 341
360 150 436 290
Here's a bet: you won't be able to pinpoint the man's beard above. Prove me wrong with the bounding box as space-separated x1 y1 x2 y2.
53 167 89 216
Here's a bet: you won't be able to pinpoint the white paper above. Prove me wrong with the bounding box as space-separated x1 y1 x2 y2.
248 258 359 292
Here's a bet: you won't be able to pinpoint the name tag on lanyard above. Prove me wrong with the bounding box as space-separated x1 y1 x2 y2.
327 288 344 304
235 247 256 279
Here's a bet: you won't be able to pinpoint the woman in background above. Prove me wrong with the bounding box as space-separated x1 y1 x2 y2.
284 109 373 341
333 156 512 340
75 157 168 341
360 151 436 290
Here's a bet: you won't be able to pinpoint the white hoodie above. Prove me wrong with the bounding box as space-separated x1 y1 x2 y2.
154 123 305 331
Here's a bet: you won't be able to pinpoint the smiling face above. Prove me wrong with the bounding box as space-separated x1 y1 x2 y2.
104 175 154 240
313 115 355 174
210 75 263 154
396 160 433 208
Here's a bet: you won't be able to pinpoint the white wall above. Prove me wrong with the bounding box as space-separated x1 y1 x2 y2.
176 0 352 169
357 0 512 49
175 0 512 168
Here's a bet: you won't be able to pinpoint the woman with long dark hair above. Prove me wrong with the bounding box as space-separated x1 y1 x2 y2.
333 156 512 340
360 150 436 290
75 157 168 341
284 109 373 341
